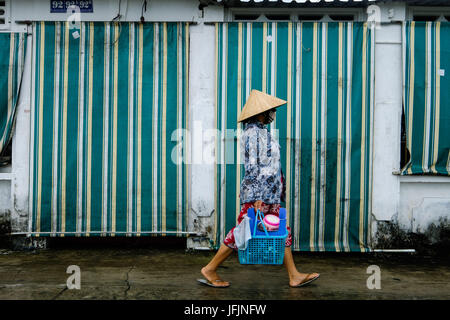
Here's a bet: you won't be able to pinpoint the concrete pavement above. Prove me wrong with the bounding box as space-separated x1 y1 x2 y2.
0 239 449 300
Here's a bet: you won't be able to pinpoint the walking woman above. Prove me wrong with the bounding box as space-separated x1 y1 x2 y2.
199 90 320 288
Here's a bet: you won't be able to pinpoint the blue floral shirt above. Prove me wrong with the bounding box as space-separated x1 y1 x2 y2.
239 120 286 204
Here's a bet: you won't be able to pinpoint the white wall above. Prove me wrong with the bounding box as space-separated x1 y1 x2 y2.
187 22 217 249
11 31 33 233
0 180 11 217
372 21 403 223
11 0 223 23
370 3 450 248
371 6 404 244
399 177 450 239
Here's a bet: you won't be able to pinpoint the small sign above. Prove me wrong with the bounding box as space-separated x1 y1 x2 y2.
50 0 93 13
439 69 445 77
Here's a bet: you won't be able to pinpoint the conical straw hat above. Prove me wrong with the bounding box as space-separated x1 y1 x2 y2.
238 90 287 123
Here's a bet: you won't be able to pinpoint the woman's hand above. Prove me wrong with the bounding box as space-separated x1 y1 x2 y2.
253 200 263 212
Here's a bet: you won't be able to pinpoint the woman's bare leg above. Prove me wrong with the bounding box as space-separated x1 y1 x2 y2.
201 244 234 287
283 246 320 287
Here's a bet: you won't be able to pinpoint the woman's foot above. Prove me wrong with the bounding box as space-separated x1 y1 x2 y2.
289 272 320 287
201 266 230 287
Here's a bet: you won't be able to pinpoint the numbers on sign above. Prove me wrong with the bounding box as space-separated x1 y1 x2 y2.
79 1 91 10
50 0 93 13
51 1 64 9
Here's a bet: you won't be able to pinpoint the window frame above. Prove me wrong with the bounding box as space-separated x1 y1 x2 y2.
407 6 450 21
0 0 11 30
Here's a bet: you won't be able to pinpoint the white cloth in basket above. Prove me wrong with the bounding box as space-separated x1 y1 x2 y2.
233 215 252 250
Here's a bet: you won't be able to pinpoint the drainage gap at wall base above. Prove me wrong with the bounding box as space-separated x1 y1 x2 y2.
373 219 450 257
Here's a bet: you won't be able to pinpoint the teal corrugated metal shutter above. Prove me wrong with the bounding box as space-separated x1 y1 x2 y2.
214 22 373 252
0 33 27 154
29 22 190 236
403 21 450 175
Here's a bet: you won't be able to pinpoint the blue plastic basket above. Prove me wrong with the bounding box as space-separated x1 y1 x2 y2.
238 207 288 265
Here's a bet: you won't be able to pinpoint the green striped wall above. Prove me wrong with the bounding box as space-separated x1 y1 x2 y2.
214 22 373 252
29 22 190 236
0 33 27 155
403 22 450 175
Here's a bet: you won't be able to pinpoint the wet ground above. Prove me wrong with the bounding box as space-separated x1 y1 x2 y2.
0 238 449 300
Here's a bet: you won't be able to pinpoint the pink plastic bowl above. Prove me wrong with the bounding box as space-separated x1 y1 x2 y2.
262 214 280 231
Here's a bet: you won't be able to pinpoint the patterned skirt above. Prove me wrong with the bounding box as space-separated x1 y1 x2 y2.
223 201 292 250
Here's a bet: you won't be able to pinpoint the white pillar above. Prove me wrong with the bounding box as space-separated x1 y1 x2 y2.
370 3 406 241
187 22 217 249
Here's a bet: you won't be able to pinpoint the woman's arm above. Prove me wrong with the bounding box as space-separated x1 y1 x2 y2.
243 131 264 210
